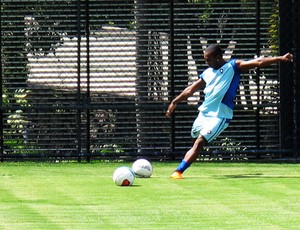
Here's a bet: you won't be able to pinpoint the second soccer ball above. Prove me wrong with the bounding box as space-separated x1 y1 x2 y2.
132 159 153 178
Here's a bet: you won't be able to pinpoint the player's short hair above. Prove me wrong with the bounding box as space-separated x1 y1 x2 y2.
205 44 223 57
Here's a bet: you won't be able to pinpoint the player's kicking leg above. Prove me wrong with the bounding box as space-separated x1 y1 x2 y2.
170 114 230 179
170 135 206 179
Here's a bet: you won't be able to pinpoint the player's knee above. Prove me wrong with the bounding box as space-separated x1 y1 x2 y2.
199 135 208 144
193 135 207 150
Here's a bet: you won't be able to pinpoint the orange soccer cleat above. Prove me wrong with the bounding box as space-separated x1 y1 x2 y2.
170 171 183 179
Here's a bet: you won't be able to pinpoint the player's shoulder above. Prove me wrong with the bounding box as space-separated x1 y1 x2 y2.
199 66 211 75
227 58 238 65
231 59 247 68
228 59 242 72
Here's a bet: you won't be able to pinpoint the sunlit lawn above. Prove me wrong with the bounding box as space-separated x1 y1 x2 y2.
0 161 299 229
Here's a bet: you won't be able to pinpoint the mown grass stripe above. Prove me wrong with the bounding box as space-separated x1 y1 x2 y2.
0 162 299 229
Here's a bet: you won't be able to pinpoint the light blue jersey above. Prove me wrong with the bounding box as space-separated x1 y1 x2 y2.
198 59 240 119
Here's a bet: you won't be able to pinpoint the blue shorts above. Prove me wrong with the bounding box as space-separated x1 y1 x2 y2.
191 112 231 142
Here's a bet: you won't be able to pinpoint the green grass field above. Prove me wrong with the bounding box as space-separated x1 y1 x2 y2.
0 161 299 230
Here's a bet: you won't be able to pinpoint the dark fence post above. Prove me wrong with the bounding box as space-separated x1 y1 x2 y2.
0 47 2 162
255 0 261 153
279 0 295 156
0 18 2 161
85 0 91 162
169 0 175 160
76 0 83 162
292 0 300 159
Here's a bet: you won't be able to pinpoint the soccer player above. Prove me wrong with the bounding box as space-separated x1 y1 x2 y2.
166 44 293 179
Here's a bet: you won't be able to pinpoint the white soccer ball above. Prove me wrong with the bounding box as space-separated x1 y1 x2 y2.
112 166 135 186
132 159 153 178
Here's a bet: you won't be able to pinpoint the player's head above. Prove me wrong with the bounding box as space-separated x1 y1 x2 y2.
204 44 224 69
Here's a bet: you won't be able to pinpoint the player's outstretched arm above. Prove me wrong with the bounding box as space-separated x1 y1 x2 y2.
166 78 205 117
236 52 293 72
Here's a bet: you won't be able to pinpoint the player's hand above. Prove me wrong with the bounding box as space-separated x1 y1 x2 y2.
166 102 176 117
282 53 293 62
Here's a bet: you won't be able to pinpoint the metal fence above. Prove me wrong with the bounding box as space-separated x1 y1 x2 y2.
1 0 299 161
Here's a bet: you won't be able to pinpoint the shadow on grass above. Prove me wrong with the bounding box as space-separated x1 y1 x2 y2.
218 174 300 179
183 174 300 179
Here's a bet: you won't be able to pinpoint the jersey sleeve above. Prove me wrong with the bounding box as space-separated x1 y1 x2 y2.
228 59 240 75
198 72 204 79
